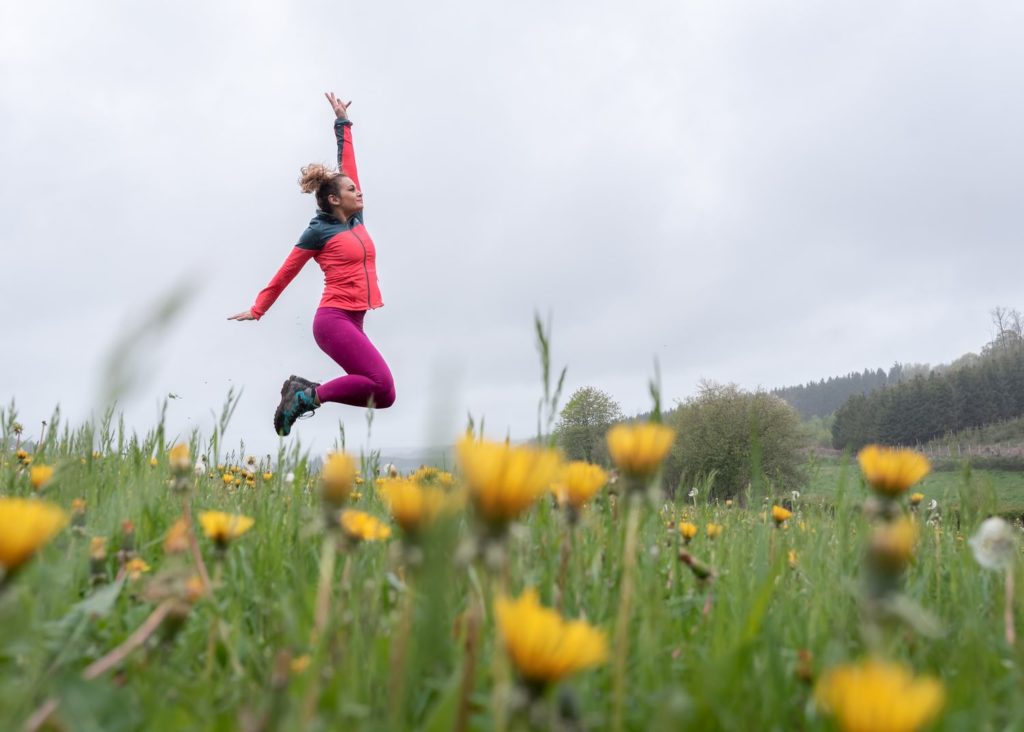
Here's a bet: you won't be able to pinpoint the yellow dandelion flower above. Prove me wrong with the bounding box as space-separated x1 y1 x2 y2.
678 521 698 543
456 436 561 525
788 550 798 568
30 465 55 491
71 498 87 513
706 523 723 539
263 471 273 481
199 511 254 548
411 465 456 488
233 478 241 487
16 449 31 465
322 452 357 505
222 473 233 485
125 557 151 580
291 654 312 674
857 446 930 497
869 516 919 571
553 461 608 510
816 658 944 732
149 456 158 468
496 588 608 686
771 505 793 526
0 498 68 572
725 499 733 508
910 492 924 506
168 443 190 472
378 478 450 535
605 422 676 480
339 510 391 543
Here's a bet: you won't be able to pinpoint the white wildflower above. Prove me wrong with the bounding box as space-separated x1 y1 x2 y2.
284 471 295 485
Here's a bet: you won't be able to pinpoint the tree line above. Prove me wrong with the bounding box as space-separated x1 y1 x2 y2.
832 312 1024 450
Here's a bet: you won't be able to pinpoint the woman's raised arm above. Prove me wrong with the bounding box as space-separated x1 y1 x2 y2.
325 91 361 192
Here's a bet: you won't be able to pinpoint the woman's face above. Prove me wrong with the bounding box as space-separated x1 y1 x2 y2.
330 176 363 218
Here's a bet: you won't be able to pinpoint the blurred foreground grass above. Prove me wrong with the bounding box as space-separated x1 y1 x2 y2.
2 408 1023 732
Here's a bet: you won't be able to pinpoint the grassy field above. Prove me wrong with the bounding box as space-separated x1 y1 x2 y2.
803 457 1024 516
2 414 1024 731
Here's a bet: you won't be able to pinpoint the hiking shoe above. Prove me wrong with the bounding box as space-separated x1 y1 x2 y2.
274 380 319 436
288 374 321 392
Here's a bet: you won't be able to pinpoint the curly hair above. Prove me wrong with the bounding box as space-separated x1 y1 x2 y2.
298 163 350 212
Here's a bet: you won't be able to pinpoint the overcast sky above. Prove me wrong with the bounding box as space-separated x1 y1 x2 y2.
3 0 1022 459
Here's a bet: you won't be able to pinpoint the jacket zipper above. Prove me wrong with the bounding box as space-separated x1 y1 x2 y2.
351 228 372 308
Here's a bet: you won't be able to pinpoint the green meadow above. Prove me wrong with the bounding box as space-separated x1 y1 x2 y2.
2 410 1023 732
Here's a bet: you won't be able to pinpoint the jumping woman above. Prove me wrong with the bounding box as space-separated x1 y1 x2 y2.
228 92 396 436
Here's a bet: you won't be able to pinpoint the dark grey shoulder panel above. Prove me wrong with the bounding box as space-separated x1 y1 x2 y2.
296 217 350 250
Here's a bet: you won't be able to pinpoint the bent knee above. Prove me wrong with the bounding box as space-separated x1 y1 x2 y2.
374 386 396 409
370 375 396 409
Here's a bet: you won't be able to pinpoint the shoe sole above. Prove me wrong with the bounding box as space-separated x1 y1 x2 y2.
275 376 321 436
274 378 293 436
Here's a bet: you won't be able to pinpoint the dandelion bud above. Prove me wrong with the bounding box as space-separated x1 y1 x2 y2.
71 498 87 533
120 520 137 559
90 537 108 584
16 449 32 466
868 516 919 572
164 519 190 555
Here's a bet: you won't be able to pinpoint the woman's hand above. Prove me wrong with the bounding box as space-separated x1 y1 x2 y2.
325 91 351 120
227 309 257 321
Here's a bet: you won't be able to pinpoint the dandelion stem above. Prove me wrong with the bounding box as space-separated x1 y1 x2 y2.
557 524 572 613
204 561 224 679
388 576 415 730
454 601 482 732
21 697 59 732
181 497 211 591
82 600 175 680
1005 564 1016 647
491 565 511 732
311 533 337 644
613 497 641 732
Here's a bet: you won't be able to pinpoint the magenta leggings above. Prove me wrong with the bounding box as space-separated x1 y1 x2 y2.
312 308 396 409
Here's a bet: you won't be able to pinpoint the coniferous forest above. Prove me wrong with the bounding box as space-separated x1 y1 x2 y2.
830 328 1024 450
